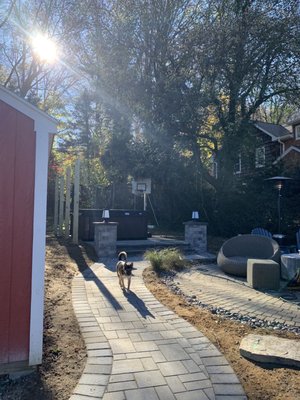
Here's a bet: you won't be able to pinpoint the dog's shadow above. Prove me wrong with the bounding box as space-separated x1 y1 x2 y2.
100 258 117 272
123 290 155 319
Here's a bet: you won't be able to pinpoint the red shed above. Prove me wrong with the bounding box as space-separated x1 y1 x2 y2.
0 86 57 372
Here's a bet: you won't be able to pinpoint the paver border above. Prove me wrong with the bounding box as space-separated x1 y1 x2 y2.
70 273 113 400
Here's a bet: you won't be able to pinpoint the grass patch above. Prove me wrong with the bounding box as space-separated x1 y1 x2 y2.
144 247 184 272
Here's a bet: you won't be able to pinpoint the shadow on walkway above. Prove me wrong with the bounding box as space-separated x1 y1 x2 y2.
99 257 116 272
83 270 123 311
123 290 155 319
61 238 123 310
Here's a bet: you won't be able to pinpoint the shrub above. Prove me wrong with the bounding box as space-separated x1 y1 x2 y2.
144 248 184 272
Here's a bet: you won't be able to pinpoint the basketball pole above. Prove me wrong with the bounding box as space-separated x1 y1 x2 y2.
147 194 159 227
143 191 147 211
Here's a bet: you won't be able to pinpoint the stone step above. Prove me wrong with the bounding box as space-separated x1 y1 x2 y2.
240 334 300 368
116 242 191 255
184 252 217 263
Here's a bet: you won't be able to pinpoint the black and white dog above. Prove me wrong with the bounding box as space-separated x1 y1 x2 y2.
116 251 133 291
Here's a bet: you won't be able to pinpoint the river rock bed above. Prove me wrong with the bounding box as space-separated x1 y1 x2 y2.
160 272 300 335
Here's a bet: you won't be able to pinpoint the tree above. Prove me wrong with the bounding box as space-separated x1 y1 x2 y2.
52 0 300 232
254 96 299 125
0 0 77 113
68 1 300 191
199 1 300 184
0 0 17 28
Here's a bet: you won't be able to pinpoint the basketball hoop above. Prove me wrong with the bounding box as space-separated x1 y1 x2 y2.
137 183 146 193
132 179 151 196
132 179 151 211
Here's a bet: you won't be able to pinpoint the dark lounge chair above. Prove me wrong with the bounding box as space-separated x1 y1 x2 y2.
217 234 280 277
251 227 272 238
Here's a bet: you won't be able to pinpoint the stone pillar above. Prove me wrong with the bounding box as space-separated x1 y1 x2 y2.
93 222 118 258
184 221 207 253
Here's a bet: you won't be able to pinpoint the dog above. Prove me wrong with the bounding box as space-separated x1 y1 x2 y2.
118 251 128 261
117 251 133 291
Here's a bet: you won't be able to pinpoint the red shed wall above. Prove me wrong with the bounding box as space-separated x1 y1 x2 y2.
0 100 36 364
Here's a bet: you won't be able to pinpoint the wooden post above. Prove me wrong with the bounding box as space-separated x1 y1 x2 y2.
72 159 80 244
111 183 115 208
58 175 64 236
65 167 71 239
53 175 59 235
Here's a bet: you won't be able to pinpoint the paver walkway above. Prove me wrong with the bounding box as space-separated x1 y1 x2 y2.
70 259 246 400
174 264 300 329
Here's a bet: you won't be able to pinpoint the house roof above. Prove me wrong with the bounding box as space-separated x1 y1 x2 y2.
274 145 300 164
253 121 292 141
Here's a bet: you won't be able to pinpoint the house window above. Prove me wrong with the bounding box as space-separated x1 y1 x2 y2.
255 146 265 168
233 154 242 174
295 125 300 140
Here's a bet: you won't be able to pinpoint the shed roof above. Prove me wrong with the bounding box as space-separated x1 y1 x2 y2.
0 85 57 135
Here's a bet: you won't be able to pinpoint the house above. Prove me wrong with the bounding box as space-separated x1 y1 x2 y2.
210 119 300 178
275 112 300 167
0 86 57 374
251 120 293 168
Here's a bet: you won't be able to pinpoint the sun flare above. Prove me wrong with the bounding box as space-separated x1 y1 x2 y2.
31 34 58 63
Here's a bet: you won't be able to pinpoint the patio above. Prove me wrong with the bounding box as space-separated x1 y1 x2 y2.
162 261 300 335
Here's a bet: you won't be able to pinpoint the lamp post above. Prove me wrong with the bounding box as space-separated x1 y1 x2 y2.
265 176 292 234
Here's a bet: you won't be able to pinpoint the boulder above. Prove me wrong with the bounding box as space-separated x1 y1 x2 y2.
240 334 300 368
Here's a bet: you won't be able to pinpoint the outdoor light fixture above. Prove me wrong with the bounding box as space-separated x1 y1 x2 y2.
192 211 199 220
265 176 292 234
102 209 110 222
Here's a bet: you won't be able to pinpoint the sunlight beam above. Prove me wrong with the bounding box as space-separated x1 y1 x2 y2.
31 33 58 64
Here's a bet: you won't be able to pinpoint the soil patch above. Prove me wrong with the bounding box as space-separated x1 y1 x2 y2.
143 267 300 400
0 235 96 400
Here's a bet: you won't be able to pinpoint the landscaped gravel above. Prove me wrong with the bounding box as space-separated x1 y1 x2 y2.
160 272 300 335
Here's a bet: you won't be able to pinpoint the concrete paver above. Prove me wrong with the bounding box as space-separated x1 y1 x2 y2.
174 264 300 330
71 258 247 399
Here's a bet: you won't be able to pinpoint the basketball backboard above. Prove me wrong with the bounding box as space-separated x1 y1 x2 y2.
132 178 151 195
